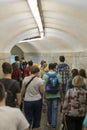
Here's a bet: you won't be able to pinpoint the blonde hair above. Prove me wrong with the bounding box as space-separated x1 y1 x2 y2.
72 75 84 87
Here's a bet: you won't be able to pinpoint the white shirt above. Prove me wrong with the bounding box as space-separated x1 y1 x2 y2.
0 106 29 130
23 76 44 101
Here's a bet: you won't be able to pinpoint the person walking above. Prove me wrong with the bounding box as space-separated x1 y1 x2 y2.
12 62 23 88
66 68 78 92
43 63 63 129
21 65 45 130
62 75 87 130
0 82 29 130
0 62 21 107
56 56 70 95
79 68 87 89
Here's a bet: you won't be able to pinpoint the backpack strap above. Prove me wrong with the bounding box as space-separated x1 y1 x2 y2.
23 76 36 98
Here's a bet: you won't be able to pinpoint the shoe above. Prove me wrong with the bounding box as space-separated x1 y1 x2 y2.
51 128 56 130
51 126 56 130
46 122 51 128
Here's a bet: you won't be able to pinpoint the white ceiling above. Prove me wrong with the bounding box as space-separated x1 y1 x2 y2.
0 0 87 53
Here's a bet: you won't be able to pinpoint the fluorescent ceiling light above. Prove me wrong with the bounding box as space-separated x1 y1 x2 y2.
19 37 43 43
27 0 43 39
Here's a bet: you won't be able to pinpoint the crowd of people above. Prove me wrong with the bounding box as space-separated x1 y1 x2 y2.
0 55 87 130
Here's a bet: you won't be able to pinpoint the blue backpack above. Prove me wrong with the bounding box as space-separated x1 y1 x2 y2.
46 72 59 94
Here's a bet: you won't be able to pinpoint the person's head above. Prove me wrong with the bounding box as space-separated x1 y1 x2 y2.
72 75 84 88
15 56 19 61
79 69 87 78
20 57 25 62
54 62 57 68
21 57 24 60
12 62 18 71
49 63 55 70
2 62 12 74
40 60 46 66
30 66 40 74
71 68 78 77
59 56 65 62
28 60 33 67
0 82 5 102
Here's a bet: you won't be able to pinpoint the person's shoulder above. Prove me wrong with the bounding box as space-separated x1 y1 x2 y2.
0 106 20 112
43 72 48 76
57 63 64 69
46 71 57 75
23 76 30 82
65 63 70 68
25 75 31 79
9 79 20 90
0 78 17 85
10 79 18 82
10 79 20 85
37 77 44 83
42 73 49 80
7 106 22 115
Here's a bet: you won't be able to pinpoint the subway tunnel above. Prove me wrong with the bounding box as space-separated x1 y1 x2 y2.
0 1 87 130
0 0 87 71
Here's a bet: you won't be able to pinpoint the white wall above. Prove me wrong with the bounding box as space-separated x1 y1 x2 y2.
24 52 87 73
0 51 87 78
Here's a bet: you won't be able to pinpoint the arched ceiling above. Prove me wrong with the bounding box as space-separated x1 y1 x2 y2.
0 0 87 53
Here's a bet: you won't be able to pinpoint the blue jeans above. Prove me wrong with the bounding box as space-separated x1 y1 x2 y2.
24 99 42 129
47 98 59 128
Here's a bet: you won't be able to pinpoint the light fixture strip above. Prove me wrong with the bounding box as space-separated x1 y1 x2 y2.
27 0 43 38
